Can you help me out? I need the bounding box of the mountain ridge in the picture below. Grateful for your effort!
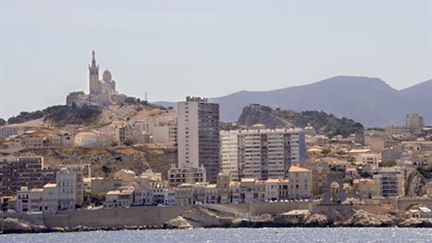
[154,76,431,127]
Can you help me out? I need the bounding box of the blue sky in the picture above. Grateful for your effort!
[0,0,431,119]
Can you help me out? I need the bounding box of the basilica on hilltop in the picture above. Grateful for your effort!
[66,51,127,107]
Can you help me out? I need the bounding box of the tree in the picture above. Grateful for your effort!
[102,165,112,176]
[381,160,397,167]
[360,171,373,178]
[336,150,346,156]
[321,148,331,156]
[123,139,133,146]
[83,191,105,207]
[343,176,354,185]
[418,166,432,179]
[0,118,6,126]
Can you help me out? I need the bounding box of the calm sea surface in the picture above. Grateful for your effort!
[1,228,431,243]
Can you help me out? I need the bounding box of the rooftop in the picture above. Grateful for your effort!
[289,166,310,173]
[43,183,57,189]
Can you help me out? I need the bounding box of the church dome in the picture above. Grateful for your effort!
[103,69,112,81]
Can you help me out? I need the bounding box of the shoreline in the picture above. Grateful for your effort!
[3,200,432,235]
[2,217,432,235]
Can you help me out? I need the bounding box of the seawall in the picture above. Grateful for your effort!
[43,206,192,228]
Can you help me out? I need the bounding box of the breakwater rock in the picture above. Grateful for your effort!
[342,210,395,227]
[398,218,432,227]
[304,214,329,227]
[165,216,193,229]
[0,217,47,234]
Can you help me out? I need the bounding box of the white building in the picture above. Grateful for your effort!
[105,186,134,208]
[171,97,220,184]
[16,187,43,213]
[405,113,424,129]
[163,189,176,205]
[133,188,154,206]
[42,183,58,214]
[74,131,111,147]
[356,153,381,173]
[220,127,306,180]
[56,168,77,211]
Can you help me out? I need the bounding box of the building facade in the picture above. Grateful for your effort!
[56,168,77,211]
[0,156,44,196]
[172,97,220,184]
[373,167,405,198]
[220,128,306,181]
[405,113,424,129]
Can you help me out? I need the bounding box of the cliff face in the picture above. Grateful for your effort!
[238,104,364,137]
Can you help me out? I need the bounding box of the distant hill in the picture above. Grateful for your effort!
[155,76,431,127]
[399,79,432,123]
[238,104,364,137]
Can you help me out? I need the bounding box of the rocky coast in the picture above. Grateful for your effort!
[1,205,432,234]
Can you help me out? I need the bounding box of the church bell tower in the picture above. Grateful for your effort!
[89,50,99,96]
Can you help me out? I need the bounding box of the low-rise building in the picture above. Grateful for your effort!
[168,165,206,186]
[229,182,241,203]
[42,183,58,214]
[74,130,112,147]
[287,166,312,200]
[353,178,379,200]
[0,126,25,138]
[16,187,43,213]
[302,160,329,198]
[175,184,195,206]
[373,167,405,198]
[89,177,115,194]
[356,153,381,173]
[105,186,134,208]
[56,168,77,211]
[163,189,176,206]
[216,172,231,204]
[133,188,154,206]
[204,184,218,204]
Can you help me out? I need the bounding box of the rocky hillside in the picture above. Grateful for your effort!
[15,146,176,179]
[5,103,176,128]
[238,104,364,137]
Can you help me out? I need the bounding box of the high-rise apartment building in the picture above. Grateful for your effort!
[405,113,424,129]
[169,97,220,184]
[220,127,306,181]
[0,156,44,196]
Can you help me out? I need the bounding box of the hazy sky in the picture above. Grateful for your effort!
[1,0,431,119]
